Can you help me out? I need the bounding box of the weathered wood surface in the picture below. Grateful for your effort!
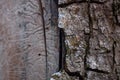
[1,0,120,80]
[0,0,59,80]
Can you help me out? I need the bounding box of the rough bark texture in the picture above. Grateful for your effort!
[51,0,120,80]
[0,0,120,80]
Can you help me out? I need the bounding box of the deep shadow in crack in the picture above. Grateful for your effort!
[59,28,65,71]
[86,68,109,74]
[59,28,84,80]
[58,0,107,8]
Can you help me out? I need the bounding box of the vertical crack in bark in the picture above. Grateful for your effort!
[84,33,90,78]
[112,0,119,77]
[112,0,120,25]
[113,41,116,66]
[39,0,48,79]
[88,1,93,35]
[115,69,119,80]
[113,41,119,80]
[59,28,65,71]
[112,0,118,25]
[84,0,93,78]
[115,68,119,80]
[59,28,84,80]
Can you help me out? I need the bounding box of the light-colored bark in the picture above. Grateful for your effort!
[0,0,59,80]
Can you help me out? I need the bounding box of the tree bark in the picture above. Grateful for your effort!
[51,0,120,80]
[0,0,120,80]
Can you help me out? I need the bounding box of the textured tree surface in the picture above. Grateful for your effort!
[0,0,120,80]
[51,0,120,80]
[0,0,59,80]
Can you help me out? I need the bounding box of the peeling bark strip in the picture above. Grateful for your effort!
[47,0,60,79]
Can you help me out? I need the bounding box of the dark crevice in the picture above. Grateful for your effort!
[84,0,92,78]
[39,0,48,79]
[58,0,87,8]
[112,41,119,80]
[86,68,109,74]
[58,28,84,80]
[59,28,66,71]
[112,0,118,25]
[65,70,84,80]
[112,0,120,25]
[88,1,93,36]
[58,0,106,8]
[51,0,58,26]
[113,41,116,66]
[115,68,119,80]
[53,0,58,5]
[84,33,90,78]
[64,62,84,80]
[90,0,107,3]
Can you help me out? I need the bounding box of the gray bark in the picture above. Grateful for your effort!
[51,0,120,80]
[0,0,59,80]
[0,0,120,80]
